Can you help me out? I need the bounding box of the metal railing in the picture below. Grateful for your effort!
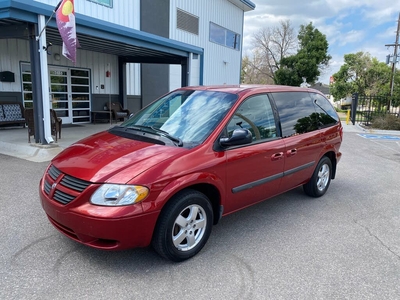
[350,94,400,126]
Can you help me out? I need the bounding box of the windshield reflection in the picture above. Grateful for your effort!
[121,90,238,147]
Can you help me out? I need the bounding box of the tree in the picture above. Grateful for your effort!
[241,20,296,84]
[241,51,274,84]
[274,23,331,86]
[330,52,393,100]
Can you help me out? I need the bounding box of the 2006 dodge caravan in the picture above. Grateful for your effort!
[40,85,342,261]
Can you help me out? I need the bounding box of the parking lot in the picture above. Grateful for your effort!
[1,127,400,299]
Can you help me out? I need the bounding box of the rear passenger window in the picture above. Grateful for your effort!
[226,94,276,141]
[271,92,318,137]
[311,93,339,126]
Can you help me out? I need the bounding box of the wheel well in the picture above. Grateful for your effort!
[323,151,337,179]
[187,184,221,225]
[154,183,222,240]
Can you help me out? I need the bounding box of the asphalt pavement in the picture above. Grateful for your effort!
[1,122,400,299]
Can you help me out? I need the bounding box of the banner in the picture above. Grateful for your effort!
[56,0,79,63]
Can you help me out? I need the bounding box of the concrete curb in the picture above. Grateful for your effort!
[341,121,400,136]
[0,141,63,162]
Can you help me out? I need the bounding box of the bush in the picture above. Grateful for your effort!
[371,114,400,130]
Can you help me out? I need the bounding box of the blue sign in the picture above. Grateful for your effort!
[358,134,400,140]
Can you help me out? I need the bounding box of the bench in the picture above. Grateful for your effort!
[0,102,25,127]
[107,102,130,122]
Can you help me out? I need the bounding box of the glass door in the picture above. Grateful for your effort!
[49,67,91,124]
[49,68,71,124]
[21,64,91,124]
[70,69,91,123]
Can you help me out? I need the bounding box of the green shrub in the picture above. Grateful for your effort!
[371,114,400,130]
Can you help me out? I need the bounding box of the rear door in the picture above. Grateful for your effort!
[223,94,286,214]
[270,92,323,192]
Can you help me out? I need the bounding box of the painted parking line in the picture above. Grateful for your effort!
[358,134,400,140]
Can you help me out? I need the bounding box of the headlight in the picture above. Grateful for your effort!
[90,184,149,206]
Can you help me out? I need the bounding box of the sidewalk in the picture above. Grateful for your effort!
[0,122,114,162]
[341,121,400,136]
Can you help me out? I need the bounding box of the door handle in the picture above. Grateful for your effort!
[286,148,297,157]
[271,152,284,161]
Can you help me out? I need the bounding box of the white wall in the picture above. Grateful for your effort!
[33,0,142,95]
[170,0,244,86]
[0,39,30,92]
[34,0,141,29]
[0,39,119,95]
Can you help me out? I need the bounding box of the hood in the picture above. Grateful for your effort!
[52,131,187,183]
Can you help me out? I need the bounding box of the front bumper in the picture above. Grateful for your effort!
[39,183,159,250]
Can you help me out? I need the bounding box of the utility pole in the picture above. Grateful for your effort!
[385,12,400,110]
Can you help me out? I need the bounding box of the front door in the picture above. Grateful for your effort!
[49,67,91,124]
[223,94,285,214]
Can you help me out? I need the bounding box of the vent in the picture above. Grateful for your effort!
[177,9,199,35]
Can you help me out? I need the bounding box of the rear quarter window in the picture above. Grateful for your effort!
[310,93,339,126]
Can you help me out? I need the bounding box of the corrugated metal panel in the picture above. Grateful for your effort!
[170,0,243,85]
[126,63,141,95]
[0,39,119,94]
[0,39,30,92]
[34,0,141,29]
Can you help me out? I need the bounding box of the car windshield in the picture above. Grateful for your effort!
[117,89,238,148]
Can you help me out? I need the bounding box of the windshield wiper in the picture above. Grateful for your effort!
[150,126,184,147]
[126,125,183,147]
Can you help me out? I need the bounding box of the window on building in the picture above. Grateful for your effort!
[87,0,113,8]
[177,9,199,35]
[21,63,33,108]
[209,22,240,50]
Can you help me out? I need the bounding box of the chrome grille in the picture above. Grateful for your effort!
[44,180,52,195]
[60,175,90,192]
[54,190,76,205]
[45,164,92,205]
[48,165,61,180]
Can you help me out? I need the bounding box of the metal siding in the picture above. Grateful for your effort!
[1,39,119,94]
[33,0,141,29]
[0,39,30,92]
[170,0,243,85]
[126,63,140,95]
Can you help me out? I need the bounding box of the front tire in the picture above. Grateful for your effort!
[152,189,213,262]
[303,156,332,197]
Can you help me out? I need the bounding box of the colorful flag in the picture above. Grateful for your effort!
[56,0,79,63]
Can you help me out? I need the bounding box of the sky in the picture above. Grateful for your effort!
[242,0,400,84]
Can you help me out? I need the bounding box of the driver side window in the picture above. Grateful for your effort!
[226,94,276,142]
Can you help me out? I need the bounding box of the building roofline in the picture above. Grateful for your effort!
[227,0,256,12]
[0,0,203,55]
[240,0,256,10]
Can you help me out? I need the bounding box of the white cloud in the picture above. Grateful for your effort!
[243,0,400,84]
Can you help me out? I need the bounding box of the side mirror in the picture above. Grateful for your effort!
[220,128,252,147]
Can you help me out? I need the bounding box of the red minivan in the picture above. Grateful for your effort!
[39,85,342,261]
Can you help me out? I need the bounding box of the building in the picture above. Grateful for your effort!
[0,0,254,143]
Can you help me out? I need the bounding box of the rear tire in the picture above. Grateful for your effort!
[303,156,332,197]
[152,189,213,262]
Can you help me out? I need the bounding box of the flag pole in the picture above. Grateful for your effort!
[36,0,63,41]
